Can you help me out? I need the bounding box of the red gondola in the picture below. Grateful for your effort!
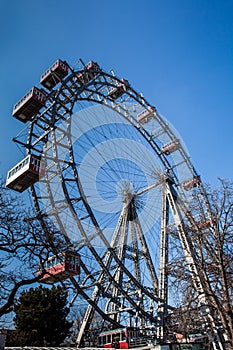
[76,61,100,84]
[6,154,45,193]
[182,176,201,191]
[97,327,145,349]
[197,220,211,229]
[40,59,69,90]
[108,79,129,100]
[137,106,155,124]
[12,87,46,123]
[38,251,80,284]
[161,140,180,155]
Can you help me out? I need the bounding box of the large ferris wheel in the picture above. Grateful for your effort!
[6,59,224,350]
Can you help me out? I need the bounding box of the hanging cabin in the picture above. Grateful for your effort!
[38,251,80,284]
[182,176,201,191]
[97,327,144,349]
[40,59,69,90]
[137,106,155,124]
[161,139,180,155]
[6,154,45,192]
[76,61,100,84]
[108,79,129,100]
[197,219,211,229]
[12,86,47,123]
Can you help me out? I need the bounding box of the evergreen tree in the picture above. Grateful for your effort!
[10,285,71,346]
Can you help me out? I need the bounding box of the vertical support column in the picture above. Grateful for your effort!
[110,206,129,322]
[157,183,169,341]
[76,205,129,346]
[165,181,224,350]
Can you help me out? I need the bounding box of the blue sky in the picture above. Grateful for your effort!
[0,0,232,186]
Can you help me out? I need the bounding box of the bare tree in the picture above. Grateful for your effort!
[0,178,65,323]
[68,307,111,346]
[168,179,233,348]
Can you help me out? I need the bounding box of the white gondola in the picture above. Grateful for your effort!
[6,154,45,192]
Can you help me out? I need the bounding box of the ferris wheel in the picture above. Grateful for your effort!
[7,59,224,350]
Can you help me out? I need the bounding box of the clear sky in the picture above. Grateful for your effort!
[0,0,232,186]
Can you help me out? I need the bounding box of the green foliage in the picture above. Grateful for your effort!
[9,285,71,346]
